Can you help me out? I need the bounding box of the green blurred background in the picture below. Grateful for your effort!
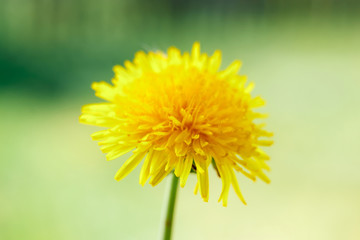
[1,0,360,239]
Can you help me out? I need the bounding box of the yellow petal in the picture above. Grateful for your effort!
[150,150,167,175]
[255,170,271,184]
[168,47,182,65]
[244,82,254,93]
[91,130,110,141]
[175,130,190,143]
[208,50,222,73]
[174,157,185,177]
[165,154,177,172]
[194,182,199,195]
[217,163,231,207]
[92,81,116,101]
[139,149,154,186]
[114,149,147,181]
[250,96,265,108]
[219,60,241,79]
[149,162,172,186]
[193,139,205,155]
[180,154,193,187]
[229,167,247,205]
[257,140,274,146]
[112,65,131,84]
[191,42,200,61]
[174,142,188,157]
[106,146,135,161]
[195,160,209,202]
[79,114,118,127]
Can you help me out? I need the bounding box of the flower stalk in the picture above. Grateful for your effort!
[160,173,179,240]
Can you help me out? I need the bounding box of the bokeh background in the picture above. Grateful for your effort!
[1,0,360,239]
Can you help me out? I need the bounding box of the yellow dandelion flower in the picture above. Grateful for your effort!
[80,42,273,206]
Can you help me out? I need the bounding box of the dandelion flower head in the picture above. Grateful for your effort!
[80,42,273,206]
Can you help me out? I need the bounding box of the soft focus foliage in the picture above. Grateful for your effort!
[1,1,360,239]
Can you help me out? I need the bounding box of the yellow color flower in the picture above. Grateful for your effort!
[80,42,273,206]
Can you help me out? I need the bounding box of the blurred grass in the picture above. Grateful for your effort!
[1,1,360,239]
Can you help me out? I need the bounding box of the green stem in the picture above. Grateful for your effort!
[160,173,179,240]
